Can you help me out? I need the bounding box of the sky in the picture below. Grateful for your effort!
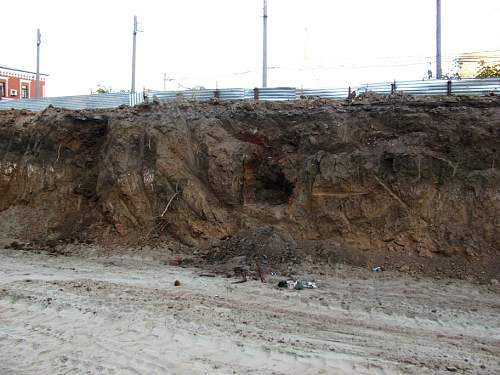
[2,0,499,96]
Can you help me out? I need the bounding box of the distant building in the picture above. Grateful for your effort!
[0,65,48,100]
[456,51,500,78]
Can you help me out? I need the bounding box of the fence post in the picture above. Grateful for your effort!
[254,87,259,100]
[348,86,351,99]
[214,89,220,99]
[447,80,452,96]
[391,81,397,94]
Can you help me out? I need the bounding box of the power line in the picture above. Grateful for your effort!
[160,48,499,88]
[306,49,500,64]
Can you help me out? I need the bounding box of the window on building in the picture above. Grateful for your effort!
[21,85,29,99]
[0,82,5,97]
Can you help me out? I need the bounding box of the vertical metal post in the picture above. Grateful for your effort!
[262,0,268,88]
[35,29,41,98]
[436,0,442,79]
[131,16,138,93]
[447,80,452,96]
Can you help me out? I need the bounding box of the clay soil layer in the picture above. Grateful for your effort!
[0,95,499,281]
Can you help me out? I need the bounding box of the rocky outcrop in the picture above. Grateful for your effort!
[0,95,499,278]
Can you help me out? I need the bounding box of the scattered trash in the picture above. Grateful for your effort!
[297,280,318,290]
[372,266,383,272]
[277,280,288,288]
[270,271,280,276]
[294,281,305,290]
[174,280,181,286]
[277,279,318,290]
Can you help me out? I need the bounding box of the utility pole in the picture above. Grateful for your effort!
[262,0,268,88]
[131,16,139,93]
[35,29,41,97]
[163,73,167,91]
[436,0,442,79]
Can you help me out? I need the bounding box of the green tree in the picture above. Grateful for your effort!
[95,85,109,94]
[475,60,500,78]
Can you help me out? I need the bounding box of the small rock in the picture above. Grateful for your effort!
[490,279,499,287]
[174,280,181,287]
[399,265,410,272]
[465,248,476,258]
[9,241,25,250]
[446,366,457,372]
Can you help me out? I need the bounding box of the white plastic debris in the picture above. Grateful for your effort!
[278,279,319,290]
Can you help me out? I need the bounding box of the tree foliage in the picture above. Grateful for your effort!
[475,60,500,78]
[96,85,109,94]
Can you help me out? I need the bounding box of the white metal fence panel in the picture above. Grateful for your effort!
[299,88,350,99]
[356,78,500,96]
[129,92,144,106]
[451,78,500,96]
[218,88,246,100]
[257,87,297,101]
[0,92,140,111]
[0,78,498,112]
[148,90,178,100]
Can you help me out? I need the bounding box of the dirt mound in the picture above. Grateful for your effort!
[0,96,499,281]
[198,226,299,277]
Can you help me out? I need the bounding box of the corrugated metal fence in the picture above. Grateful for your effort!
[0,78,499,112]
[0,92,144,111]
[357,78,500,97]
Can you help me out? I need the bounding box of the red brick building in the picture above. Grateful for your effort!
[0,65,47,100]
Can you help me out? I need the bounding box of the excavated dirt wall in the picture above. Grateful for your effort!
[0,95,499,280]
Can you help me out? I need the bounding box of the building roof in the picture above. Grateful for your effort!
[0,64,49,77]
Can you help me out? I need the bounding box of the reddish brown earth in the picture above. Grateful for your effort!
[0,95,499,281]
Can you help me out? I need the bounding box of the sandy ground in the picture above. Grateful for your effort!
[0,248,499,375]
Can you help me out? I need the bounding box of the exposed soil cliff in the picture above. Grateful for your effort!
[1,95,499,280]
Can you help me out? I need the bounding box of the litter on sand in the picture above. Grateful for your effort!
[278,280,319,290]
[372,266,383,272]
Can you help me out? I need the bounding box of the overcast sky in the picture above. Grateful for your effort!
[2,0,499,96]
